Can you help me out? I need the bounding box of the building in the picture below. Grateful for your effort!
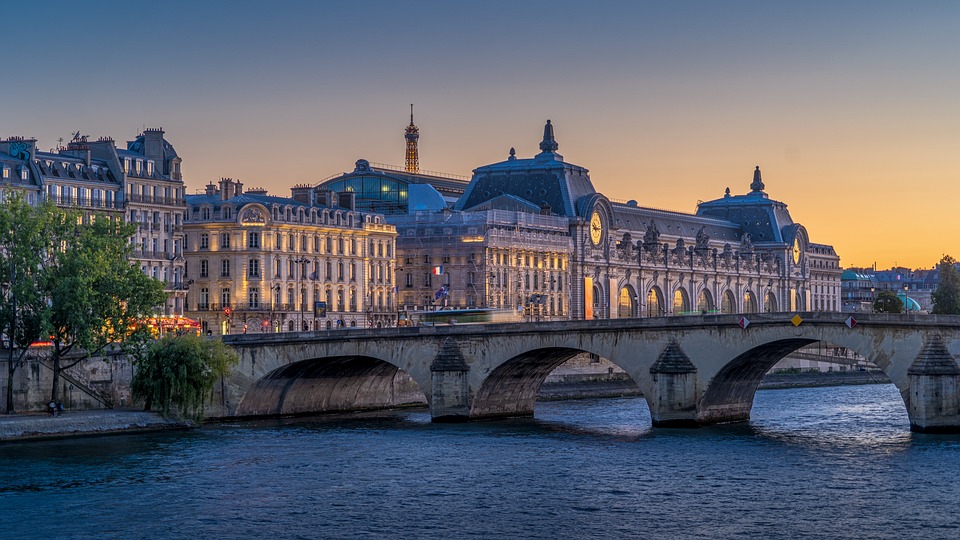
[0,130,187,316]
[314,119,843,320]
[183,178,397,335]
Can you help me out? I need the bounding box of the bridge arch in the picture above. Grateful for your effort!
[469,346,652,420]
[695,329,924,427]
[235,354,428,417]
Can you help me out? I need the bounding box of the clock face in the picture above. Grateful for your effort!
[793,237,802,264]
[590,211,603,246]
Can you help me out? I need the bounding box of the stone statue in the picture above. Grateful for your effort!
[643,222,660,251]
[695,227,710,252]
[620,232,633,259]
[739,232,754,255]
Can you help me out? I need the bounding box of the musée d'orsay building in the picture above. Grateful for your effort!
[313,117,842,324]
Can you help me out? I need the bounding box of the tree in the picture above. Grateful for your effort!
[932,255,960,315]
[131,334,238,420]
[873,290,903,313]
[43,212,168,403]
[0,195,58,413]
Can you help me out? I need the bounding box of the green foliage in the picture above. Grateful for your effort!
[873,290,903,313]
[131,334,239,420]
[932,255,960,315]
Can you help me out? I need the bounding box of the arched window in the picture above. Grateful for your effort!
[697,290,714,313]
[764,292,777,313]
[721,290,736,314]
[673,288,690,315]
[618,286,635,318]
[744,291,758,314]
[646,287,663,317]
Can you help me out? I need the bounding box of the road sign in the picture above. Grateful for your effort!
[845,316,857,329]
[738,316,750,329]
[791,314,803,326]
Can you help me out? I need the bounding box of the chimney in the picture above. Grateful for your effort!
[290,184,312,204]
[315,189,337,208]
[205,181,218,196]
[142,128,165,161]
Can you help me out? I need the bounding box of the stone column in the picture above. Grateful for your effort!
[907,335,960,433]
[430,337,470,422]
[649,341,699,427]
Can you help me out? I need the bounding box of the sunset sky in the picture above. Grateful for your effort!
[6,1,959,269]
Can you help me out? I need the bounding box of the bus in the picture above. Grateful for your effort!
[409,308,520,326]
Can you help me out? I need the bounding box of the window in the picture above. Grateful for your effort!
[199,288,209,309]
[248,259,260,278]
[200,260,209,278]
[248,287,260,309]
[248,231,260,248]
[1,166,8,179]
[221,288,231,307]
[337,262,344,281]
[221,259,230,277]
[147,161,154,175]
[220,233,230,249]
[338,238,344,254]
[200,234,209,249]
[405,273,413,288]
[423,273,432,287]
[276,233,283,250]
[274,259,281,278]
[349,263,356,281]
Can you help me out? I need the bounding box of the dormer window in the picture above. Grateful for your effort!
[124,159,130,173]
[1,166,9,179]
[19,167,28,180]
[135,160,142,174]
[146,161,154,175]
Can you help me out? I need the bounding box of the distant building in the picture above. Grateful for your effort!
[330,120,842,319]
[183,178,396,335]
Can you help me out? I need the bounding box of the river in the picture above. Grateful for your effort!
[1,384,958,539]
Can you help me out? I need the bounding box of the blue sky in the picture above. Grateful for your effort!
[6,1,960,268]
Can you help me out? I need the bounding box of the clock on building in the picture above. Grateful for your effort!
[590,210,604,246]
[793,236,802,264]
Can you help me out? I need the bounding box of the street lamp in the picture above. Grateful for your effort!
[903,284,910,313]
[292,257,309,331]
[271,283,281,332]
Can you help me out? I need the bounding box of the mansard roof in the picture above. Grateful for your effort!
[612,203,742,244]
[455,120,596,218]
[696,167,798,245]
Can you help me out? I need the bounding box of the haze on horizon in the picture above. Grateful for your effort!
[5,0,958,270]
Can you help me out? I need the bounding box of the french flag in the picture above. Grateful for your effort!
[432,265,443,275]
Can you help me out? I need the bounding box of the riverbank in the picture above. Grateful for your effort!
[0,410,194,443]
[760,370,891,389]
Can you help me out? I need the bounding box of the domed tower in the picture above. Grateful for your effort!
[404,104,419,173]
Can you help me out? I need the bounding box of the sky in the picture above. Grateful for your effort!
[5,1,959,269]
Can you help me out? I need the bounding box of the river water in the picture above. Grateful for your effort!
[1,384,958,539]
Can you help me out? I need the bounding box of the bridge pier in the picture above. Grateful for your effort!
[649,342,699,427]
[907,336,960,433]
[430,338,471,422]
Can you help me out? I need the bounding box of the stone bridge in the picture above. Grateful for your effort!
[219,312,960,433]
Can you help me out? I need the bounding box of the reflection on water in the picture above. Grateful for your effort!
[1,384,959,540]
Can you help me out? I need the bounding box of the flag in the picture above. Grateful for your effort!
[432,265,443,275]
[436,285,448,300]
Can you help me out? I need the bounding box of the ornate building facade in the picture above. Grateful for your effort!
[0,130,187,316]
[313,120,842,320]
[183,178,397,335]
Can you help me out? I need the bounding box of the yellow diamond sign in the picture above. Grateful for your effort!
[791,314,803,327]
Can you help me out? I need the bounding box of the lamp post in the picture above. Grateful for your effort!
[271,283,281,332]
[903,284,910,313]
[292,257,308,331]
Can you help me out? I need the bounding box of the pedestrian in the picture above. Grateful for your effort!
[56,401,64,416]
[47,400,57,417]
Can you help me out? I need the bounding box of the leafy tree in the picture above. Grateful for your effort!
[0,195,58,413]
[932,255,960,315]
[43,213,168,403]
[131,334,238,420]
[873,290,903,313]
